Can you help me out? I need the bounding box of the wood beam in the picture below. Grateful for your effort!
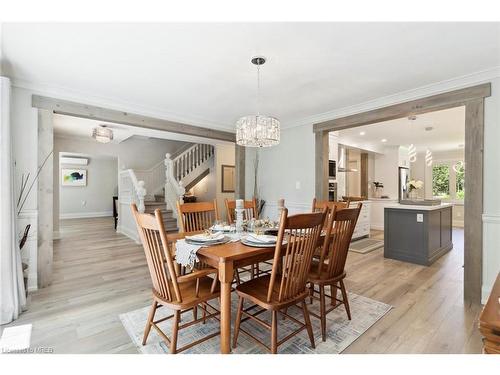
[313,83,491,132]
[315,131,329,200]
[32,95,236,142]
[360,152,368,198]
[37,109,53,288]
[235,145,245,199]
[464,99,484,304]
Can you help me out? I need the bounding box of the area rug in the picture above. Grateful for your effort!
[349,238,384,254]
[119,293,392,354]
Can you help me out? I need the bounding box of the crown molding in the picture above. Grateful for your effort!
[283,66,500,130]
[11,77,235,133]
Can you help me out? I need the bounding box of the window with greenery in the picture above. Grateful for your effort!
[455,163,465,200]
[432,164,450,199]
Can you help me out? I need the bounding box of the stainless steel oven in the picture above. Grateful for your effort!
[328,181,337,201]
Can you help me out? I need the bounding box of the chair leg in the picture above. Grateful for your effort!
[142,300,157,345]
[330,283,338,306]
[319,285,326,342]
[340,280,352,320]
[202,302,207,324]
[271,310,278,354]
[170,310,180,354]
[301,300,315,349]
[309,282,315,304]
[193,305,198,321]
[234,269,241,285]
[232,297,244,349]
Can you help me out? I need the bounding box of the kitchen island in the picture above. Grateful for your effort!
[384,203,453,266]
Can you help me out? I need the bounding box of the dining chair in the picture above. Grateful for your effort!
[131,203,220,353]
[311,197,349,213]
[224,198,258,224]
[232,208,327,353]
[176,199,220,233]
[307,203,362,341]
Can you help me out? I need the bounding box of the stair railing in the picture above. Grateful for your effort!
[164,153,186,219]
[173,143,215,181]
[119,169,147,213]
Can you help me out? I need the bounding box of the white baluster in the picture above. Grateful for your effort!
[137,180,146,213]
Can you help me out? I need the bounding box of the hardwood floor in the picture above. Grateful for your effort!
[3,218,482,353]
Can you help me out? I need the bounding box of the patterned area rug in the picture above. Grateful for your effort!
[119,292,392,354]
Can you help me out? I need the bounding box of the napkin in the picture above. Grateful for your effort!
[175,239,201,270]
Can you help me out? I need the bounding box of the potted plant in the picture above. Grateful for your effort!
[408,179,424,199]
[372,181,384,198]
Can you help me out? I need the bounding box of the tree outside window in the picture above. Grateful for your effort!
[455,163,465,200]
[432,164,450,199]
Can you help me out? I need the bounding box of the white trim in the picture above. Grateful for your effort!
[59,211,113,219]
[452,220,464,228]
[17,209,38,219]
[116,225,140,244]
[482,213,500,223]
[12,78,233,133]
[285,66,500,129]
[370,224,384,231]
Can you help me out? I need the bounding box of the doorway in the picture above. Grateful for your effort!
[314,83,491,304]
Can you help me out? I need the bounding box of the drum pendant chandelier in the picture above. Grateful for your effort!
[235,56,280,147]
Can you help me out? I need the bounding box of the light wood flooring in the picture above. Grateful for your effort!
[2,218,482,354]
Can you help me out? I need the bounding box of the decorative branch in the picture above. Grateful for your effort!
[17,149,53,215]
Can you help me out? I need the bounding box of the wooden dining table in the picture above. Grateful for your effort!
[168,231,327,354]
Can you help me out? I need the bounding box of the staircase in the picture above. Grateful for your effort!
[117,143,215,242]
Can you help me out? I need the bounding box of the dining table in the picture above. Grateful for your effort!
[168,230,328,354]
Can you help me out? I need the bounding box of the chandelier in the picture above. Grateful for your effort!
[92,125,113,143]
[236,56,280,147]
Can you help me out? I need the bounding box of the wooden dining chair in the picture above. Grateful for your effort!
[131,203,221,354]
[176,200,219,233]
[311,197,349,213]
[224,198,258,224]
[307,203,362,341]
[232,208,327,353]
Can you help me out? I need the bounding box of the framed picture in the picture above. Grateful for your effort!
[221,165,235,193]
[61,168,87,187]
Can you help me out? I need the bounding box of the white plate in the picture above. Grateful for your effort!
[241,238,278,248]
[185,233,225,242]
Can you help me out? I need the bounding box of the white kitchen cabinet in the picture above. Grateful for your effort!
[350,200,371,240]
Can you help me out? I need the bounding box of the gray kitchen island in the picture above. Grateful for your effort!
[384,203,453,266]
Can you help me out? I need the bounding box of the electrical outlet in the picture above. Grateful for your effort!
[416,213,423,222]
[82,200,87,207]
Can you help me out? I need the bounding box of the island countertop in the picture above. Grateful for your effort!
[385,202,453,211]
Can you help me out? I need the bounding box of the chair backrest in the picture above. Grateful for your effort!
[316,203,362,280]
[311,198,349,213]
[131,203,182,303]
[176,200,219,233]
[267,208,327,303]
[342,196,365,202]
[224,198,258,224]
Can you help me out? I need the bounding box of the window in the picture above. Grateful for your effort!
[455,163,465,200]
[431,161,464,201]
[432,164,450,199]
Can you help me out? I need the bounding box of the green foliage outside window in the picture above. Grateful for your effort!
[432,164,450,199]
[456,163,465,200]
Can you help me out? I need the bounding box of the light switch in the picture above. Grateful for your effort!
[82,200,87,207]
[416,213,423,222]
[295,181,301,190]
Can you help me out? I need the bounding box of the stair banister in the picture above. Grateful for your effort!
[164,153,186,220]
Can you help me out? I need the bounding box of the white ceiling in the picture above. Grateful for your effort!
[338,106,465,153]
[3,23,499,130]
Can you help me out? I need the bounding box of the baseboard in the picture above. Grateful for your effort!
[117,225,140,244]
[452,220,464,228]
[370,224,384,231]
[60,211,113,219]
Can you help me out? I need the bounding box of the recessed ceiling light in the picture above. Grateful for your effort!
[381,139,387,143]
[359,131,366,136]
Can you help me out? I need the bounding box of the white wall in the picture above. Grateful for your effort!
[59,156,118,219]
[246,124,315,220]
[215,144,235,221]
[189,157,216,202]
[373,146,400,200]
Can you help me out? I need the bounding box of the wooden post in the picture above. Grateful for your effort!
[315,131,329,200]
[37,109,53,288]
